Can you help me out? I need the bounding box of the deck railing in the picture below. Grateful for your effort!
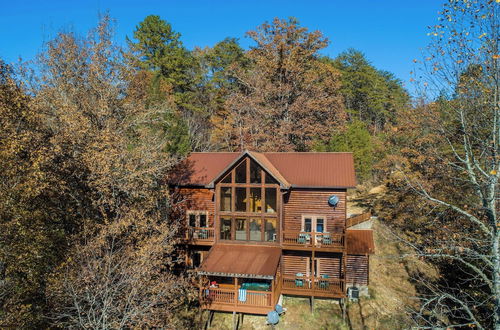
[186,227,215,242]
[282,231,344,249]
[282,275,345,296]
[200,287,273,308]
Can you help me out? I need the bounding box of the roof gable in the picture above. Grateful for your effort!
[207,150,290,189]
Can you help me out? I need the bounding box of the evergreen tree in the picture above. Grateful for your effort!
[317,120,373,180]
[331,49,409,132]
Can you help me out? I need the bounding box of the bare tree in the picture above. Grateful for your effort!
[393,1,500,328]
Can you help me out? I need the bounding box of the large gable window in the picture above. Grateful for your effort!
[217,156,280,242]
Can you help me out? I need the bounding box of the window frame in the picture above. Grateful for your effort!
[216,157,280,242]
[186,210,209,228]
[301,215,327,233]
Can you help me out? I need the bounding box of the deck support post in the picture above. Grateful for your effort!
[310,296,314,313]
[204,310,214,329]
[232,311,237,330]
[235,313,243,329]
[341,298,346,320]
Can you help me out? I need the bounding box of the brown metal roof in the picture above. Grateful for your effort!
[169,152,239,186]
[346,229,375,255]
[199,244,281,279]
[171,151,356,188]
[264,152,356,188]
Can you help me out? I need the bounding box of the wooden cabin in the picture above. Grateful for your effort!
[170,151,374,316]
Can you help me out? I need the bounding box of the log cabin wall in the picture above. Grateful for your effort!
[315,252,343,279]
[282,251,311,276]
[346,255,369,286]
[283,189,347,232]
[282,251,344,279]
[178,187,215,227]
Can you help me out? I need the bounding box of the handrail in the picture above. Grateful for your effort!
[281,231,344,248]
[186,227,215,241]
[201,286,273,308]
[282,275,345,295]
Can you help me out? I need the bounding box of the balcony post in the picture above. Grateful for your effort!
[235,277,238,307]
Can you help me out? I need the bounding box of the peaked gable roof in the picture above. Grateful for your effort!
[170,151,356,189]
[206,150,290,189]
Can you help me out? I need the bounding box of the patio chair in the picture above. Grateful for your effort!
[198,229,208,239]
[322,234,332,245]
[295,273,304,287]
[298,233,306,244]
[318,274,329,289]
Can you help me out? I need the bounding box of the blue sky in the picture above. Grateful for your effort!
[1,0,444,90]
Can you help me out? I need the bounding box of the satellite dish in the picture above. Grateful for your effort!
[328,195,339,207]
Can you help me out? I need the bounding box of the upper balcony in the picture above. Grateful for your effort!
[281,231,345,252]
[184,227,215,245]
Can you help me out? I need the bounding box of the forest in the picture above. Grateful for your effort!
[0,0,499,328]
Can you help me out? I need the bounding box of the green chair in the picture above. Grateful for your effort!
[295,273,304,287]
[199,229,208,239]
[319,274,329,289]
[298,233,307,244]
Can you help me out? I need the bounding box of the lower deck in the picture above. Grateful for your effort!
[196,247,369,315]
[200,272,346,315]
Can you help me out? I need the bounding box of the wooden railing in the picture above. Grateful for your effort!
[346,212,371,228]
[201,287,235,304]
[282,275,345,296]
[200,287,273,308]
[186,227,215,242]
[282,231,344,249]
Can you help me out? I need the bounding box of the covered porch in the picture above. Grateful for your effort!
[198,244,282,315]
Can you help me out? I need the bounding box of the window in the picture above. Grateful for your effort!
[249,218,262,241]
[235,161,246,183]
[200,214,207,227]
[187,211,209,227]
[265,172,278,184]
[221,171,232,183]
[301,215,327,233]
[220,187,232,211]
[235,218,246,240]
[189,213,197,227]
[235,187,246,212]
[250,159,262,183]
[304,217,312,232]
[264,218,277,241]
[249,188,262,212]
[220,217,232,240]
[217,157,280,243]
[265,188,276,213]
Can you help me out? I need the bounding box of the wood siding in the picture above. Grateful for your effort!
[282,251,310,276]
[316,253,343,279]
[178,188,215,227]
[283,189,346,232]
[282,251,343,279]
[346,255,369,286]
